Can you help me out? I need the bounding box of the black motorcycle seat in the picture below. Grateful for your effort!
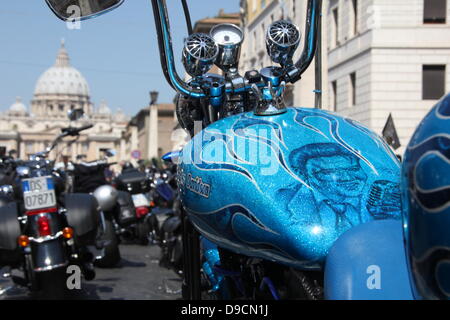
[117,170,146,185]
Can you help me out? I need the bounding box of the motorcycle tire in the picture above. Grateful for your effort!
[136,221,150,246]
[95,218,121,268]
[36,268,67,300]
[171,234,183,273]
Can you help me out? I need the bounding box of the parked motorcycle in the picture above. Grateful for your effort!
[150,162,183,275]
[0,109,101,298]
[113,163,158,245]
[71,150,123,268]
[45,0,411,300]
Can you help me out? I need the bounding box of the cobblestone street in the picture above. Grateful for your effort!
[0,244,182,300]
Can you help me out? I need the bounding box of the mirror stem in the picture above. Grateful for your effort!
[286,0,322,83]
[296,0,322,74]
[181,0,193,35]
[151,0,205,98]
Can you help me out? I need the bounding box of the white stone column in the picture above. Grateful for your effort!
[19,141,25,159]
[148,105,159,160]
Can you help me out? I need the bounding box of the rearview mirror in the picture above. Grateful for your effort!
[68,108,85,121]
[45,0,124,21]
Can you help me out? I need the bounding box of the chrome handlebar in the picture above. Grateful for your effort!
[30,124,94,160]
[287,0,322,83]
[151,0,205,98]
[151,0,322,98]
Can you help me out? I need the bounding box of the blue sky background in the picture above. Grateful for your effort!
[0,0,239,115]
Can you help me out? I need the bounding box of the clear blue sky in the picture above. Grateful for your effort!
[0,0,239,116]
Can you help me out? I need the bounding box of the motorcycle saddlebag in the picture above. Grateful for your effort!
[115,191,137,227]
[0,201,22,267]
[65,193,100,246]
[116,170,148,194]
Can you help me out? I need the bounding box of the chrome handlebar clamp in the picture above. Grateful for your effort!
[253,67,287,116]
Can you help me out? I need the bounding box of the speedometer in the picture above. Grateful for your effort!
[210,24,244,46]
[210,24,244,72]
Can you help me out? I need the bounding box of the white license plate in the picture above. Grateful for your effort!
[132,193,150,208]
[22,177,56,211]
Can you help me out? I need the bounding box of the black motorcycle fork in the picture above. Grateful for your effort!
[181,207,201,300]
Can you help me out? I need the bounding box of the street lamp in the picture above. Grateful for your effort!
[150,91,159,106]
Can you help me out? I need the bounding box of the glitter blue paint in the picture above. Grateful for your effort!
[179,107,401,270]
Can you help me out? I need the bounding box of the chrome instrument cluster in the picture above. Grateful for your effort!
[180,19,304,117]
[210,23,244,73]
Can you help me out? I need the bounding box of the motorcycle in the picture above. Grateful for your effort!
[0,109,101,298]
[70,150,124,268]
[113,163,159,245]
[45,0,409,300]
[151,162,183,275]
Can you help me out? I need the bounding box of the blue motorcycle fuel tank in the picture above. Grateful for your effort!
[179,107,402,270]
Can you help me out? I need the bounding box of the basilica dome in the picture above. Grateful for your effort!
[97,100,111,115]
[34,40,90,97]
[8,97,27,115]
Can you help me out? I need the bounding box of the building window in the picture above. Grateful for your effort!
[262,23,265,40]
[331,81,338,111]
[332,7,339,47]
[82,142,89,153]
[350,0,358,36]
[350,73,356,106]
[423,65,446,100]
[424,0,447,24]
[26,142,33,153]
[293,0,296,19]
[261,0,266,9]
[284,85,295,106]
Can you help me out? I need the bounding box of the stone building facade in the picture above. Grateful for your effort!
[240,0,450,154]
[327,0,450,154]
[126,102,177,161]
[239,0,329,109]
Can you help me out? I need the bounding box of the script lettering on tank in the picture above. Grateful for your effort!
[185,173,211,198]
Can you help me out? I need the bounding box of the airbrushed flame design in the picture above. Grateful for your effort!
[402,94,450,300]
[230,114,310,188]
[188,130,258,186]
[188,110,387,190]
[436,95,450,119]
[181,107,401,269]
[293,109,380,174]
[408,134,450,213]
[344,118,400,167]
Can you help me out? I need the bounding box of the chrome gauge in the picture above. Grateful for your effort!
[211,24,244,46]
[210,24,244,73]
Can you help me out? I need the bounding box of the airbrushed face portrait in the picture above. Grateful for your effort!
[290,143,368,201]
